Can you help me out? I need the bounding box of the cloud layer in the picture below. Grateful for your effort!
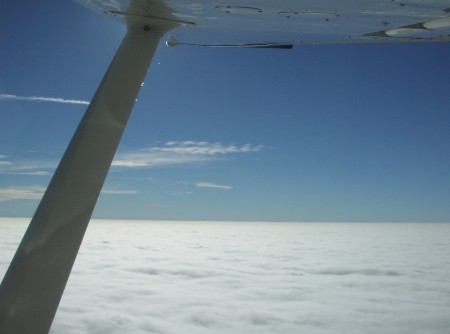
[0,93,89,105]
[112,141,263,168]
[2,220,449,334]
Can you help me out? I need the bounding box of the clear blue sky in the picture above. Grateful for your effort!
[1,1,449,222]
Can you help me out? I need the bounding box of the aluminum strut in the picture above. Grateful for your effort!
[0,24,164,334]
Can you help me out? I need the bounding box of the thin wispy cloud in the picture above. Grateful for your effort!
[0,186,45,201]
[168,191,195,196]
[0,186,137,201]
[0,171,52,176]
[0,93,89,105]
[196,182,232,190]
[0,157,57,175]
[101,189,137,195]
[0,159,13,167]
[0,186,137,202]
[112,141,264,168]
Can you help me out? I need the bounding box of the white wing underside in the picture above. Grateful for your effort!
[76,0,450,45]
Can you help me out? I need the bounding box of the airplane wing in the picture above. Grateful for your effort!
[1,1,448,333]
[76,0,450,45]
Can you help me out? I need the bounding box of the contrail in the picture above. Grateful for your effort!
[0,93,90,105]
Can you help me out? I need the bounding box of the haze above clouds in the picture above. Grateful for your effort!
[2,219,449,334]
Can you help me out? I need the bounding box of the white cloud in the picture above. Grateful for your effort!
[0,186,45,201]
[0,155,13,166]
[0,171,52,176]
[0,93,89,105]
[196,182,232,190]
[0,158,57,175]
[112,141,264,168]
[168,191,194,196]
[101,189,137,195]
[1,220,450,334]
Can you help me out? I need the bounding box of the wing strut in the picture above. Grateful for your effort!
[0,23,165,334]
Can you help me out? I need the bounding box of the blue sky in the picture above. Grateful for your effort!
[1,1,449,222]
